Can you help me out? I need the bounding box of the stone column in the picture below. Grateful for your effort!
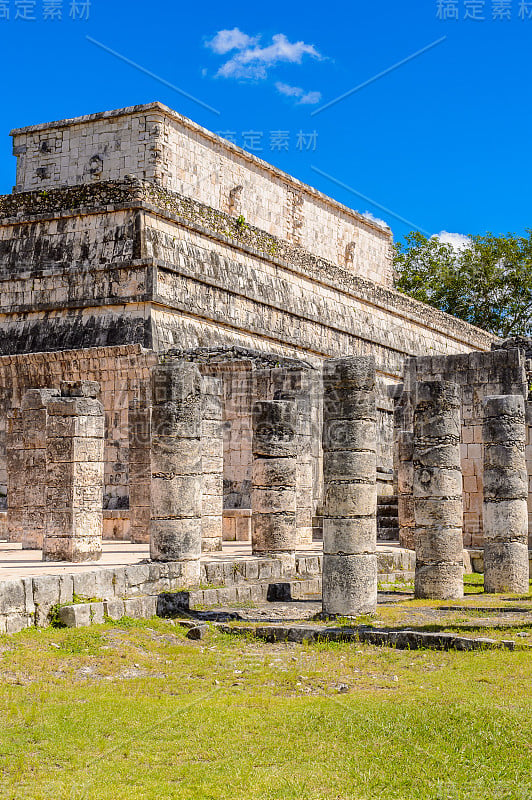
[292,377,317,548]
[413,381,464,599]
[128,398,151,545]
[254,366,321,548]
[44,382,104,562]
[251,400,297,563]
[149,362,203,579]
[6,407,28,546]
[397,431,415,550]
[7,389,59,549]
[483,395,530,593]
[201,376,224,552]
[322,356,378,617]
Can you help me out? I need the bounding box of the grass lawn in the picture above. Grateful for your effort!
[0,603,531,800]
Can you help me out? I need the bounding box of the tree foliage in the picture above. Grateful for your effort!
[394,230,532,337]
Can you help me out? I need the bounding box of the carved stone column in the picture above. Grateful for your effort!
[483,394,529,594]
[413,381,464,599]
[322,357,378,616]
[149,362,203,580]
[251,400,298,563]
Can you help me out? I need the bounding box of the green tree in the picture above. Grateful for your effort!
[394,230,532,337]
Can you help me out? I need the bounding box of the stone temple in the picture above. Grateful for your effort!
[0,102,530,629]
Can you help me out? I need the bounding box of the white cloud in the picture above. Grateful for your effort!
[276,81,303,97]
[209,31,322,80]
[298,90,322,105]
[275,82,321,105]
[362,211,390,230]
[434,230,470,250]
[206,28,259,55]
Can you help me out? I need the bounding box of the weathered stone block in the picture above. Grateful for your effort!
[415,563,465,600]
[150,518,202,561]
[484,542,530,594]
[322,554,377,616]
[323,450,376,481]
[412,466,462,499]
[150,475,202,518]
[104,598,126,620]
[0,580,25,615]
[324,482,377,517]
[251,487,297,514]
[252,400,297,458]
[251,512,297,553]
[252,457,297,487]
[58,604,91,628]
[150,437,202,473]
[323,517,377,555]
[322,418,377,452]
[483,499,528,544]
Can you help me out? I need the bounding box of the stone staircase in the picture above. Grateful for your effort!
[313,497,400,544]
[312,513,323,542]
[377,495,399,542]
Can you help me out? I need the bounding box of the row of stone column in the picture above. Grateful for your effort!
[6,360,527,606]
[411,381,529,599]
[145,364,529,609]
[249,357,380,618]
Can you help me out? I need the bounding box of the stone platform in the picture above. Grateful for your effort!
[0,540,412,581]
[0,540,415,634]
[0,539,254,580]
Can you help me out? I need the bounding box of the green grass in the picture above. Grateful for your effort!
[0,616,531,800]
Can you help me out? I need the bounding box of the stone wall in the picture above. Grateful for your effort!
[0,551,330,633]
[0,207,139,273]
[0,181,495,382]
[10,103,394,287]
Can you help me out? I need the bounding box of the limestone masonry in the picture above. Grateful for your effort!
[0,102,530,623]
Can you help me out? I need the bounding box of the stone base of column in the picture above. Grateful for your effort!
[322,554,377,616]
[484,541,529,594]
[43,527,103,563]
[414,563,464,600]
[150,518,202,563]
[251,511,297,553]
[22,532,44,551]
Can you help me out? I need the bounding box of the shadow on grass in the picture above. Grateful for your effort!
[354,620,532,636]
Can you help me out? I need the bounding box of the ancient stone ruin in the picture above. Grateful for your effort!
[0,102,530,628]
[322,357,378,616]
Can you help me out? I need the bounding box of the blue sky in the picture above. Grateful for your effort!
[1,0,531,244]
